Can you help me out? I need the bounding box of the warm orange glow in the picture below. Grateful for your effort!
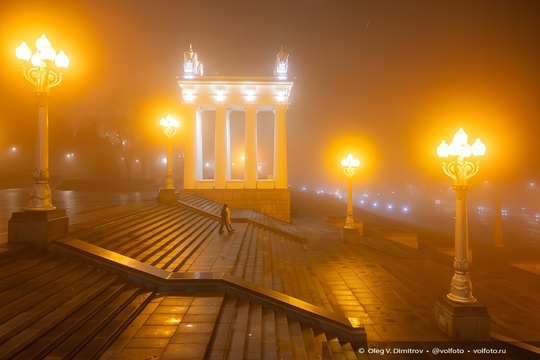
[406,95,519,182]
[1,2,105,102]
[325,132,379,185]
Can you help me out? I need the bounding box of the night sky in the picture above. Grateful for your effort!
[1,0,540,192]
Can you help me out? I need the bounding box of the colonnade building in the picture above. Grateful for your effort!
[176,46,294,221]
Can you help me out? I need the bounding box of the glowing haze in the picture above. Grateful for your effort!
[1,0,539,195]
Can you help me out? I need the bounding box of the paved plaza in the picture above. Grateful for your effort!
[0,188,539,359]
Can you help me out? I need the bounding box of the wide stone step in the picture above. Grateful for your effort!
[288,317,308,359]
[178,194,223,214]
[160,219,218,272]
[11,282,137,360]
[323,335,360,360]
[119,211,200,258]
[0,246,41,266]
[245,303,263,359]
[82,207,194,250]
[111,211,202,262]
[0,261,98,329]
[0,250,153,360]
[107,209,199,255]
[261,308,278,359]
[72,205,177,245]
[227,298,250,358]
[0,255,76,309]
[68,289,154,360]
[145,217,215,267]
[275,311,294,359]
[74,205,221,272]
[206,294,362,359]
[301,322,324,358]
[206,295,238,359]
[232,224,257,279]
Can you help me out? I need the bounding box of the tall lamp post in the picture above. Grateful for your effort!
[437,128,486,304]
[15,34,69,210]
[8,34,70,246]
[158,115,179,203]
[160,114,179,189]
[341,153,360,229]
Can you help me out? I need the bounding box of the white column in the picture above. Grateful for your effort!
[215,105,227,188]
[245,105,258,189]
[182,105,196,189]
[193,107,203,184]
[226,108,232,180]
[274,104,288,189]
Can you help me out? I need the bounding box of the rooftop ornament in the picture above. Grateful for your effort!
[183,44,204,79]
[274,46,289,80]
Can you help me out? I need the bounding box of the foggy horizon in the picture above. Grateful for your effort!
[1,0,540,207]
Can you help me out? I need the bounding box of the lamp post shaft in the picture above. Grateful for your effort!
[448,183,475,303]
[165,136,174,189]
[345,175,355,229]
[26,92,55,210]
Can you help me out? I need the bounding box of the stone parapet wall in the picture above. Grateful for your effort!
[179,188,291,222]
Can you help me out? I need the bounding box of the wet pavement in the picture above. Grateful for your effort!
[1,188,539,358]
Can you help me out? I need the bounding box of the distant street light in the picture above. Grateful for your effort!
[16,34,69,210]
[160,114,179,189]
[341,153,360,229]
[437,128,486,304]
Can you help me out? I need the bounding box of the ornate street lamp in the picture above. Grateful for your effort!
[160,114,180,189]
[15,34,69,210]
[437,128,486,304]
[341,153,360,229]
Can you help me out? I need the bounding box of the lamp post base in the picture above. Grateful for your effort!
[434,296,490,341]
[8,209,69,248]
[158,188,177,203]
[340,226,361,243]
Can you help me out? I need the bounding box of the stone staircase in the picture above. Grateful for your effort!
[0,246,154,360]
[178,194,223,215]
[72,202,333,311]
[178,194,303,238]
[0,196,367,358]
[101,289,360,359]
[204,294,358,359]
[71,205,219,273]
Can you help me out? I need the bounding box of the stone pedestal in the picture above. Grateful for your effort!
[8,209,69,248]
[434,297,490,341]
[158,189,177,203]
[340,227,361,243]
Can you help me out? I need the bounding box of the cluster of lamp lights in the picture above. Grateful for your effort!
[160,114,180,190]
[16,35,69,92]
[15,34,69,210]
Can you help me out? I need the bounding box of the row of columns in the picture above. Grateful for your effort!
[182,103,288,190]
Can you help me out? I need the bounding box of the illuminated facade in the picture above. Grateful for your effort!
[177,45,294,220]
